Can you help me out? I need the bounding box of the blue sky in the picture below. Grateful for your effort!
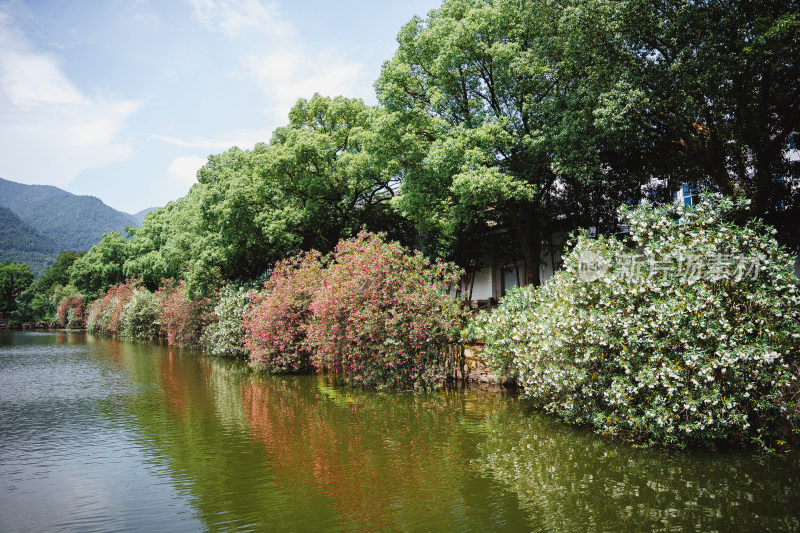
[0,0,440,214]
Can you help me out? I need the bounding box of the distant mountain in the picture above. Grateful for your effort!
[0,178,68,210]
[0,177,139,252]
[132,207,160,225]
[0,205,59,277]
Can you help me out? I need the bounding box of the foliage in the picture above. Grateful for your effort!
[123,195,205,293]
[0,205,58,277]
[189,95,414,297]
[69,232,129,299]
[120,288,160,338]
[613,0,798,218]
[377,0,800,281]
[202,284,253,358]
[307,232,465,390]
[243,252,325,372]
[546,0,800,243]
[266,95,414,251]
[84,279,141,335]
[376,0,651,284]
[15,251,84,322]
[0,261,34,318]
[470,196,800,447]
[155,279,215,349]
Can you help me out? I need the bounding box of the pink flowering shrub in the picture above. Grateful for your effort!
[243,251,324,373]
[307,232,465,390]
[57,294,84,329]
[85,279,140,335]
[155,278,215,349]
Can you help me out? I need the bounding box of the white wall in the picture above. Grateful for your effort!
[464,266,493,301]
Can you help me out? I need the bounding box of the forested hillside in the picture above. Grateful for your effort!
[0,177,139,252]
[0,206,58,277]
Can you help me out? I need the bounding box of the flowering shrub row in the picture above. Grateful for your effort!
[85,279,141,335]
[83,278,213,347]
[77,232,465,390]
[469,196,800,448]
[243,232,466,389]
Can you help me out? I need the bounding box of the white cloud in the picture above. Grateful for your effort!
[242,49,366,122]
[0,5,140,186]
[127,0,162,27]
[151,128,273,151]
[189,0,369,124]
[168,155,207,185]
[188,0,291,40]
[0,5,85,108]
[0,49,87,107]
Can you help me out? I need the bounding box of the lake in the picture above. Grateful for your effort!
[1,331,798,532]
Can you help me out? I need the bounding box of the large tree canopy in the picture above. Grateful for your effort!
[68,232,129,299]
[377,0,652,285]
[377,0,800,281]
[120,95,415,298]
[559,0,800,238]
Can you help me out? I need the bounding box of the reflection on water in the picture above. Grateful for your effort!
[1,331,799,532]
[474,405,800,532]
[240,376,524,531]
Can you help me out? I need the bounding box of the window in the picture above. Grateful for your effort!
[682,183,697,206]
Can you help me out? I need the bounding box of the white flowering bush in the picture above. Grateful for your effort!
[86,296,117,334]
[470,196,800,447]
[120,288,160,338]
[201,284,252,358]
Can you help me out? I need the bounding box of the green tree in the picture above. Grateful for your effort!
[193,144,299,293]
[0,261,34,318]
[14,250,83,321]
[68,232,129,299]
[266,94,413,250]
[377,0,650,285]
[124,195,205,292]
[189,94,415,296]
[555,0,800,243]
[377,0,800,279]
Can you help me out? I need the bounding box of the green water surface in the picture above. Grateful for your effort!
[0,331,798,532]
